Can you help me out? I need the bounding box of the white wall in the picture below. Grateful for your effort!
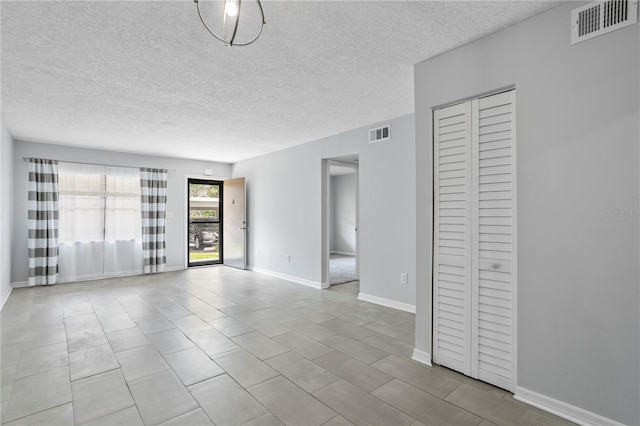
[1,122,14,308]
[232,114,416,309]
[12,140,232,284]
[414,3,639,424]
[330,173,356,255]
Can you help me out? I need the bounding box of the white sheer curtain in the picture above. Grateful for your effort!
[104,166,143,276]
[58,163,142,282]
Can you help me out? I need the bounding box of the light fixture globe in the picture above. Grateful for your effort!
[194,0,265,47]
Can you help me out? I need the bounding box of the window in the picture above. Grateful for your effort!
[58,162,143,281]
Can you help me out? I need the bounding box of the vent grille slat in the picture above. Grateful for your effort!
[603,0,627,27]
[579,5,601,36]
[572,0,637,44]
[369,124,390,143]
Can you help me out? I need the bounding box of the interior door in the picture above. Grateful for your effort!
[433,101,473,377]
[471,90,516,391]
[223,177,246,269]
[433,90,516,392]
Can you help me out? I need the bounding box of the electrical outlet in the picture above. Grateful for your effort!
[400,273,408,284]
[257,249,260,256]
[287,255,291,263]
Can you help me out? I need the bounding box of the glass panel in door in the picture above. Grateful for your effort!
[188,179,222,266]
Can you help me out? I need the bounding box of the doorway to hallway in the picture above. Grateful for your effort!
[324,155,359,286]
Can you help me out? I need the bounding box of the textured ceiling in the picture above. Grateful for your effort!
[1,1,558,163]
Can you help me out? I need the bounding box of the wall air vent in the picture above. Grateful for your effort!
[571,0,638,44]
[369,124,390,143]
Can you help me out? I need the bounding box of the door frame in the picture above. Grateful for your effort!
[184,174,227,269]
[322,158,360,288]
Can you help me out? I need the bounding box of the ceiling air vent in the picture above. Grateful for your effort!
[369,124,390,143]
[571,0,638,44]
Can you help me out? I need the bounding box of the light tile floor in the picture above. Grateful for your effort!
[0,267,574,426]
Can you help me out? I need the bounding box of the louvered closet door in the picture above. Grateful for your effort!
[471,91,516,391]
[434,90,516,392]
[433,101,473,376]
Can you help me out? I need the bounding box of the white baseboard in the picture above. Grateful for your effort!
[357,292,416,313]
[1,285,13,310]
[11,281,28,288]
[142,265,185,274]
[514,386,625,426]
[249,266,324,290]
[411,348,432,366]
[330,251,356,256]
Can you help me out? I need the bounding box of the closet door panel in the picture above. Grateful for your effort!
[472,91,516,391]
[433,102,473,375]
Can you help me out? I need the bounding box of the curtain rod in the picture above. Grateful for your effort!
[23,157,176,172]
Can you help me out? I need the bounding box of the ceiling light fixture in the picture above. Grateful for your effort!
[194,0,266,47]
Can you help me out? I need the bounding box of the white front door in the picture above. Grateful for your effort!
[223,177,247,270]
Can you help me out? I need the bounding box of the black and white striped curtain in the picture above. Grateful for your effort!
[28,159,60,285]
[140,168,167,273]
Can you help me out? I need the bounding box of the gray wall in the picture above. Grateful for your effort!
[330,173,356,255]
[414,3,639,424]
[12,140,232,284]
[1,122,14,307]
[233,114,416,308]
